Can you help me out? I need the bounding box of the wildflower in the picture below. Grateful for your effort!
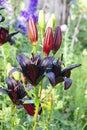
[52,26,62,54]
[0,27,19,46]
[16,54,54,86]
[28,17,38,45]
[43,27,53,56]
[0,77,42,116]
[46,57,81,89]
[0,0,5,6]
[21,0,38,23]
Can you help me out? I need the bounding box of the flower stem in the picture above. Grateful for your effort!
[33,44,37,54]
[38,82,42,98]
[33,102,39,130]
[33,87,39,130]
[48,87,54,121]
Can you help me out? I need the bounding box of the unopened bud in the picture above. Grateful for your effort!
[28,17,38,45]
[43,27,53,56]
[38,10,45,30]
[46,13,56,29]
[52,26,62,54]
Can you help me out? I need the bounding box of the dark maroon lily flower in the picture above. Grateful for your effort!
[0,77,42,116]
[6,77,26,105]
[16,54,54,86]
[46,58,81,89]
[0,77,26,105]
[0,27,19,46]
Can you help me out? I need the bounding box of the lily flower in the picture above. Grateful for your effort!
[0,77,42,116]
[46,57,81,89]
[16,54,54,86]
[0,27,19,46]
[0,77,26,105]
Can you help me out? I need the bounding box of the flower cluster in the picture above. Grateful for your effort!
[0,13,81,119]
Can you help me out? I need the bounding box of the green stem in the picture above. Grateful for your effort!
[38,82,42,98]
[33,87,39,130]
[33,102,39,130]
[48,87,53,121]
[33,44,37,54]
[41,29,43,44]
[10,105,16,130]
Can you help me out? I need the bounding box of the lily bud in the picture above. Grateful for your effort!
[38,10,45,30]
[52,26,62,54]
[28,17,38,45]
[43,27,53,56]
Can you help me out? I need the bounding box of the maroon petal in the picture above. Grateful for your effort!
[46,72,55,86]
[23,103,42,116]
[64,78,72,90]
[23,104,35,116]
